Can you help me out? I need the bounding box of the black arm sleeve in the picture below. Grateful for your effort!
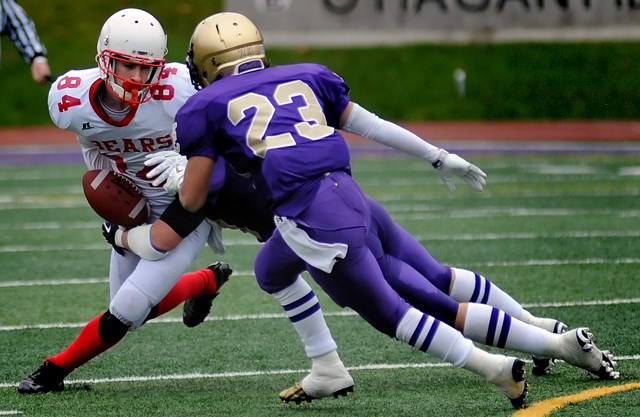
[159,198,207,238]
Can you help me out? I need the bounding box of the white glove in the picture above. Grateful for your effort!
[144,151,186,195]
[432,149,487,192]
[205,219,226,255]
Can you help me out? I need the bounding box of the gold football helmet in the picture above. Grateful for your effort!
[187,12,267,90]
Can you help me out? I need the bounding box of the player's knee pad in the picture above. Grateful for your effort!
[98,310,129,344]
[109,283,154,330]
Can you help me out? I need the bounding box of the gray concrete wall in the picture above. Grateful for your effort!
[224,0,640,45]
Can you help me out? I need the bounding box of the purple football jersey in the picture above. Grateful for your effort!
[175,63,352,216]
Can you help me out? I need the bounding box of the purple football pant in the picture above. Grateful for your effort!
[255,171,411,337]
[366,197,459,326]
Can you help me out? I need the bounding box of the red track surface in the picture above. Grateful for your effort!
[1,120,640,147]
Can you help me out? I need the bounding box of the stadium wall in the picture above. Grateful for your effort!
[225,0,640,45]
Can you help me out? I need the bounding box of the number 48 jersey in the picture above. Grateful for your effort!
[48,63,197,217]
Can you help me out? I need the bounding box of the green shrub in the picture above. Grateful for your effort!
[1,0,638,126]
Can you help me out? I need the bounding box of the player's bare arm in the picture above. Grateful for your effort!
[179,156,215,212]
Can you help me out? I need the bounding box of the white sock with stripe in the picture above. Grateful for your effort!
[450,268,525,318]
[463,303,548,355]
[272,276,337,358]
[395,307,524,398]
[396,307,473,367]
[451,268,564,332]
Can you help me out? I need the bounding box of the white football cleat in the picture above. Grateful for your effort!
[487,356,529,410]
[279,360,354,404]
[558,327,620,380]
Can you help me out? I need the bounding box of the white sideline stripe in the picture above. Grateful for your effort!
[1,356,639,390]
[2,230,640,253]
[472,258,640,267]
[0,411,22,415]
[0,311,351,331]
[0,221,96,230]
[1,298,639,332]
[0,277,109,287]
[377,190,640,200]
[0,271,249,288]
[0,239,259,253]
[394,209,640,220]
[413,230,640,241]
[1,221,639,240]
[2,256,640,287]
[523,297,640,308]
[0,243,108,252]
[2,205,640,221]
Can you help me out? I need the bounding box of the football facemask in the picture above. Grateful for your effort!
[97,51,165,105]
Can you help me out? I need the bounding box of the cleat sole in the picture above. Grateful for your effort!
[509,359,529,410]
[280,381,354,404]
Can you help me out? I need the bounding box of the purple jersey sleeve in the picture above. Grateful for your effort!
[175,108,215,160]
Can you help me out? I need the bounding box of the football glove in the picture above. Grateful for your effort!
[205,219,226,255]
[432,149,487,192]
[144,151,186,195]
[102,221,125,255]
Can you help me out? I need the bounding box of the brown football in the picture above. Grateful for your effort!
[82,169,148,227]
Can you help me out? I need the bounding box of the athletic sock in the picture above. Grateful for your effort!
[450,268,524,318]
[395,307,473,367]
[450,269,564,333]
[153,268,217,317]
[273,276,337,358]
[46,313,120,373]
[463,303,547,355]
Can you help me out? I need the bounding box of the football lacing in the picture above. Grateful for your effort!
[113,171,142,193]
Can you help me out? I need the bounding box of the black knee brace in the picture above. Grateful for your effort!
[97,310,129,344]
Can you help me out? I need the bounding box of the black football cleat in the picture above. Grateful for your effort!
[532,320,567,376]
[183,262,233,328]
[507,359,530,410]
[18,361,66,394]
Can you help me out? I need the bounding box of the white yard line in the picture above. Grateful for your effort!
[1,229,639,253]
[1,356,639,390]
[2,355,639,391]
[1,298,639,332]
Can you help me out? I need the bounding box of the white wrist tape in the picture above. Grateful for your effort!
[126,224,168,261]
[114,228,125,248]
[342,102,440,162]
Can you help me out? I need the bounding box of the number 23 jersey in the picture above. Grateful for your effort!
[175,63,352,217]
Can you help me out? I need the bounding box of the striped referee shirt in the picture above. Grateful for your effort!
[0,0,47,64]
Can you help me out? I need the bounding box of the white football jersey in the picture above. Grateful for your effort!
[48,63,197,218]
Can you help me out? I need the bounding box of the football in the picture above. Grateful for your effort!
[82,169,148,227]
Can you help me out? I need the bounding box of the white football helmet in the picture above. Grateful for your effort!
[96,8,167,105]
[187,12,267,90]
